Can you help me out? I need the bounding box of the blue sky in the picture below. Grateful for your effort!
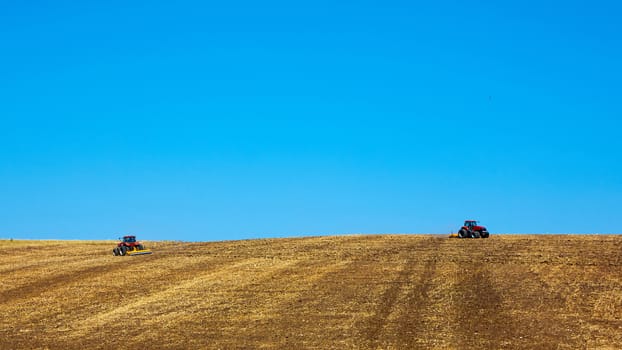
[1,0,620,240]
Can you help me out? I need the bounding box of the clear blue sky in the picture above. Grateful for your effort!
[1,0,620,240]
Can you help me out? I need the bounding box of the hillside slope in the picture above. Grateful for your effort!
[1,235,621,349]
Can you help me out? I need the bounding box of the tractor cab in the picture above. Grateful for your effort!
[464,220,478,229]
[122,236,137,243]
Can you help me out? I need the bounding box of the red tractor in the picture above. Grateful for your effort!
[457,220,490,238]
[112,235,152,256]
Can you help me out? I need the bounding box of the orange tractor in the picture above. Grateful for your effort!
[450,220,490,238]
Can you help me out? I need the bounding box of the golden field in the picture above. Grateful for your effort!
[1,235,621,349]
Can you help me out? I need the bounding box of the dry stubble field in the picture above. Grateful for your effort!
[1,235,621,349]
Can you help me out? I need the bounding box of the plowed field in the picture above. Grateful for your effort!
[1,235,621,349]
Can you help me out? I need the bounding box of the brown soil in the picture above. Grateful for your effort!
[1,235,621,349]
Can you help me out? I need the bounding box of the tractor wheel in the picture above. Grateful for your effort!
[481,231,490,238]
[112,248,118,256]
[120,246,127,256]
[458,229,468,238]
[137,244,144,250]
[473,231,481,238]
